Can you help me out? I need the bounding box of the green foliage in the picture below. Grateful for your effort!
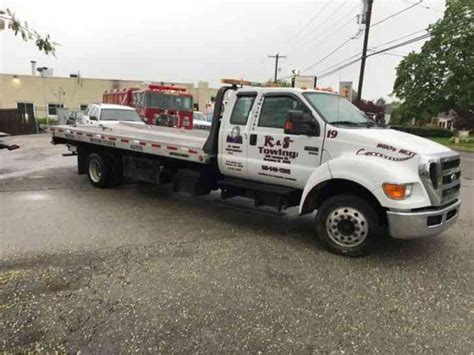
[36,117,58,124]
[0,8,57,55]
[391,126,453,137]
[393,0,474,125]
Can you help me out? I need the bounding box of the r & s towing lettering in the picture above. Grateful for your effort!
[258,135,298,164]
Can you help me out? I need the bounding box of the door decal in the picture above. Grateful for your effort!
[258,135,299,163]
[226,126,243,144]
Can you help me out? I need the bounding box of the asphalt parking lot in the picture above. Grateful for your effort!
[1,134,473,353]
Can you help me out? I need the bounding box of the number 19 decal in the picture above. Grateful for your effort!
[327,129,338,139]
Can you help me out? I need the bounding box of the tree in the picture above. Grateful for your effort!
[392,0,474,127]
[0,8,57,55]
[376,97,386,106]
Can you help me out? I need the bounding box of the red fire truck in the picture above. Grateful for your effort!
[103,84,194,129]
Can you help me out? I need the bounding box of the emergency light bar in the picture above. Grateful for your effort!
[221,79,263,87]
[148,84,187,93]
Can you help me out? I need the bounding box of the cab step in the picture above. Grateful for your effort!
[218,177,302,211]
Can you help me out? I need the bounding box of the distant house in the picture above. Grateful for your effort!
[431,110,458,131]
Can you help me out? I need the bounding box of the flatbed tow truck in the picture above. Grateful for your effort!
[47,80,461,256]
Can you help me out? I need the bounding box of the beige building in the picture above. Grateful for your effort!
[0,73,217,118]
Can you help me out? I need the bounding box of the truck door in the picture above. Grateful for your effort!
[218,91,257,178]
[247,93,324,189]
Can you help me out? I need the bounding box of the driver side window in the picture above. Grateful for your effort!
[258,96,309,129]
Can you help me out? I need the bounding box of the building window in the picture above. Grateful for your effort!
[80,104,88,112]
[17,102,35,117]
[48,103,64,116]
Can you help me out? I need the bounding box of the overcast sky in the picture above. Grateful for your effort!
[1,0,445,101]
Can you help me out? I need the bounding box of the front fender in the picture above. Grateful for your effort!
[299,162,332,215]
[299,154,431,214]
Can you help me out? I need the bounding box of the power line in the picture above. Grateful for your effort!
[317,32,435,79]
[290,0,352,49]
[297,2,364,75]
[401,0,443,12]
[302,3,360,51]
[313,17,469,79]
[371,0,423,28]
[293,5,327,38]
[302,36,356,73]
[306,29,424,77]
[314,52,362,74]
[300,0,428,78]
[371,28,427,49]
[289,2,337,45]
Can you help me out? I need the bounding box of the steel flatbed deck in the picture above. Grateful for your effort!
[48,122,211,164]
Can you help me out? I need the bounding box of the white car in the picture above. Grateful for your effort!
[83,104,145,126]
[192,111,211,130]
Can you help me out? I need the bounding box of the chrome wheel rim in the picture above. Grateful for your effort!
[89,159,102,183]
[326,207,368,248]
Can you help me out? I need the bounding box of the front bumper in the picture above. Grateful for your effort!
[387,199,461,240]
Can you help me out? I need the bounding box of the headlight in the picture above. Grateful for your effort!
[383,183,413,200]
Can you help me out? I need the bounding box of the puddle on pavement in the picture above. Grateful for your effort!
[18,191,55,201]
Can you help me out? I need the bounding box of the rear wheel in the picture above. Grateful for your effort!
[315,195,380,256]
[87,153,109,188]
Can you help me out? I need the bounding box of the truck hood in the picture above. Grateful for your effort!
[343,127,452,156]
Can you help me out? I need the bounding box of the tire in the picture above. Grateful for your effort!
[87,153,110,188]
[315,194,380,257]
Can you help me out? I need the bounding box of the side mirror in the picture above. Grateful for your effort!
[89,116,98,121]
[284,110,320,136]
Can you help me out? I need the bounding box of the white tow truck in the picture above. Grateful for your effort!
[48,80,461,256]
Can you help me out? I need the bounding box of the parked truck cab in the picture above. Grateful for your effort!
[49,81,461,256]
[83,104,145,126]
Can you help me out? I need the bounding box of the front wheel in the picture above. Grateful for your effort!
[315,195,381,257]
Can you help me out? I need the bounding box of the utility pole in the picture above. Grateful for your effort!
[356,0,373,105]
[268,53,286,83]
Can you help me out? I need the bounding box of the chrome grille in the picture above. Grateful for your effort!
[419,152,461,206]
[441,158,460,170]
[439,155,461,203]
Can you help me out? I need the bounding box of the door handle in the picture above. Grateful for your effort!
[250,134,257,146]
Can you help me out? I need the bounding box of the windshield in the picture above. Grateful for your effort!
[100,109,141,122]
[148,93,193,111]
[193,112,205,121]
[303,93,370,124]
